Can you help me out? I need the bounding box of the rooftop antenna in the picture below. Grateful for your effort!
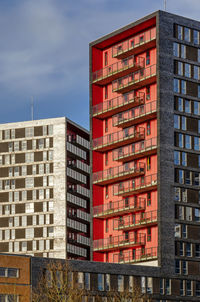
[31,96,34,120]
[164,0,167,11]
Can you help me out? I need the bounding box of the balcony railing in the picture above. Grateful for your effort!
[93,233,146,252]
[93,197,146,219]
[112,27,156,58]
[112,137,157,162]
[112,100,157,128]
[93,126,145,152]
[113,247,157,264]
[112,64,156,94]
[92,91,145,119]
[92,56,144,85]
[93,161,145,185]
[113,173,157,196]
[113,210,157,231]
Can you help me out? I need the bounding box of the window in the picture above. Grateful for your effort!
[181,80,186,94]
[181,44,186,58]
[195,244,200,257]
[118,275,124,292]
[147,122,150,135]
[181,116,186,130]
[147,192,151,206]
[105,274,110,291]
[141,276,146,293]
[179,170,184,184]
[174,187,181,201]
[194,30,199,44]
[178,61,183,76]
[194,101,200,115]
[165,279,171,295]
[25,203,34,213]
[147,277,152,294]
[173,42,179,56]
[196,281,200,296]
[129,276,133,292]
[48,125,53,135]
[178,97,183,111]
[195,208,200,221]
[184,27,191,42]
[146,51,150,65]
[25,127,34,137]
[180,241,184,256]
[25,177,34,188]
[198,49,200,63]
[174,115,180,129]
[146,86,150,100]
[147,228,151,241]
[160,278,164,294]
[186,242,191,257]
[105,85,108,99]
[180,280,185,296]
[26,152,34,163]
[194,137,200,151]
[182,224,187,238]
[26,228,34,239]
[185,171,191,185]
[147,156,151,170]
[178,25,183,40]
[186,280,192,296]
[77,272,84,289]
[98,274,104,291]
[185,135,191,149]
[174,78,180,93]
[185,99,191,113]
[104,52,108,66]
[194,66,200,80]
[84,273,90,290]
[198,85,200,98]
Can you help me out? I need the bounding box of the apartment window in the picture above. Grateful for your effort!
[195,244,200,257]
[180,280,185,296]
[146,51,150,65]
[198,85,200,98]
[196,281,200,296]
[165,279,171,295]
[105,119,108,133]
[194,66,200,80]
[181,116,186,130]
[179,170,184,184]
[198,49,200,62]
[147,277,152,294]
[49,175,54,186]
[174,115,180,129]
[180,241,184,256]
[147,192,151,206]
[174,78,180,93]
[194,30,199,44]
[178,25,183,40]
[194,173,200,186]
[194,101,200,115]
[14,167,19,177]
[84,273,90,290]
[185,99,191,113]
[182,224,187,238]
[4,130,10,140]
[105,219,108,233]
[174,187,181,201]
[178,61,183,76]
[147,156,151,171]
[26,152,34,163]
[181,44,186,58]
[160,278,164,294]
[184,27,191,42]
[48,125,53,135]
[49,151,53,161]
[173,42,179,56]
[14,141,19,151]
[104,51,108,66]
[14,192,19,202]
[195,208,200,221]
[181,80,186,94]
[98,274,104,291]
[105,85,108,99]
[145,86,150,100]
[186,242,192,257]
[118,275,124,292]
[182,152,187,166]
[26,177,34,188]
[25,203,34,213]
[185,135,191,149]
[147,228,151,242]
[186,280,192,296]
[39,139,44,150]
[25,127,34,137]
[147,122,151,135]
[8,142,12,152]
[185,171,191,185]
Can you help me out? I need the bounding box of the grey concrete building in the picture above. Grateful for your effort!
[0,117,90,260]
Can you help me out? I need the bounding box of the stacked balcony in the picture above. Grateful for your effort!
[113,210,157,231]
[92,56,144,85]
[112,27,156,59]
[113,137,157,162]
[93,233,146,252]
[92,91,145,119]
[112,64,156,94]
[113,173,157,196]
[93,126,145,152]
[112,100,157,128]
[93,197,146,219]
[113,247,157,264]
[93,161,145,185]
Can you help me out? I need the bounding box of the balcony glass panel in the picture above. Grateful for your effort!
[112,247,157,264]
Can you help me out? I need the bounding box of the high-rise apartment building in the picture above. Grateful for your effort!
[0,117,90,260]
[90,9,200,283]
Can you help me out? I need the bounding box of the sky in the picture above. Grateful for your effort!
[0,0,200,130]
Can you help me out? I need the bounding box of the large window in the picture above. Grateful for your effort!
[174,151,180,165]
[118,275,124,292]
[98,274,104,291]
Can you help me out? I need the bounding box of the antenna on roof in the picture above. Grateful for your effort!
[31,96,34,121]
[164,0,167,11]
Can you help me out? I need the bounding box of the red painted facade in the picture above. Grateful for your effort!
[91,17,158,265]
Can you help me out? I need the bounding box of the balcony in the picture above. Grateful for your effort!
[92,91,145,119]
[93,233,146,252]
[113,210,157,231]
[113,247,157,264]
[112,101,157,128]
[93,197,146,219]
[93,162,145,186]
[93,126,145,152]
[112,64,156,94]
[112,27,156,59]
[92,56,144,85]
[113,174,157,196]
[112,137,157,162]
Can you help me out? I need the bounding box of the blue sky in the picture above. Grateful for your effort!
[0,0,199,130]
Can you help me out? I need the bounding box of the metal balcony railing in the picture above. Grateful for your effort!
[93,233,146,252]
[113,173,157,196]
[93,197,146,218]
[92,91,145,119]
[112,27,156,58]
[112,137,157,162]
[112,64,156,93]
[92,126,145,152]
[92,56,144,84]
[93,161,145,185]
[113,210,157,231]
[113,247,157,264]
[112,100,157,128]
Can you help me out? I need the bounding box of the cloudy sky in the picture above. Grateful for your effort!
[0,0,199,129]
